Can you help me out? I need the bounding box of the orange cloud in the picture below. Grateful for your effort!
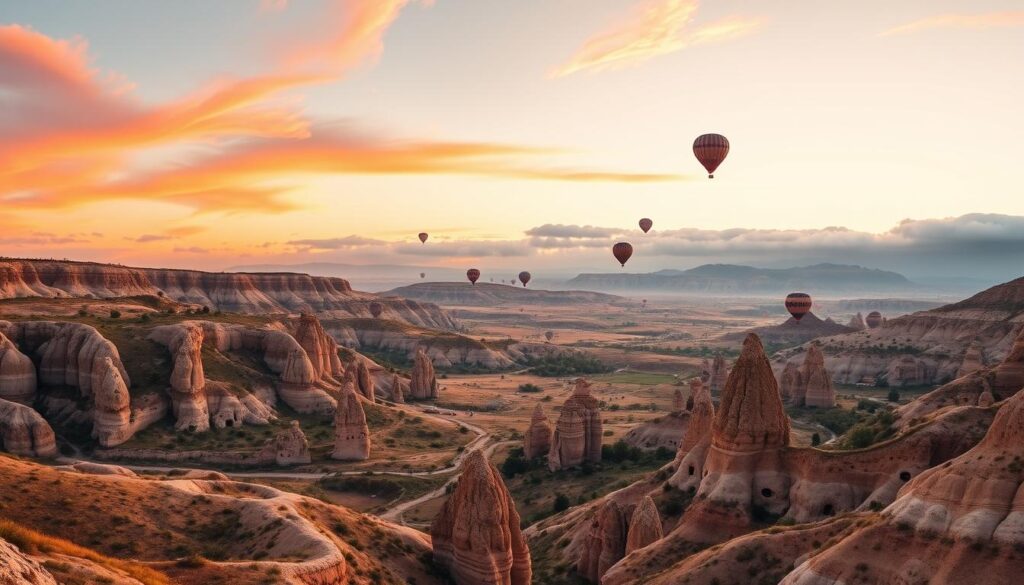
[881,11,1024,35]
[551,0,761,77]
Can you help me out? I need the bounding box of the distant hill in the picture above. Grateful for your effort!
[566,263,924,295]
[726,312,855,346]
[382,282,625,307]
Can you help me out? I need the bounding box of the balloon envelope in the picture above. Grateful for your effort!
[784,292,812,321]
[420,272,425,279]
[612,242,633,267]
[866,311,883,329]
[693,134,730,178]
[369,301,383,318]
[466,268,480,284]
[518,271,531,287]
[418,232,428,244]
[639,218,653,233]
[545,331,554,341]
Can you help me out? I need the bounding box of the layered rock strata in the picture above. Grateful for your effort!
[548,379,603,471]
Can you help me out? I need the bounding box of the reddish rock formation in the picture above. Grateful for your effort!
[548,379,603,471]
[686,378,702,410]
[709,354,729,393]
[0,332,36,403]
[957,341,985,378]
[714,335,791,452]
[672,386,685,412]
[625,495,662,554]
[700,358,712,383]
[431,449,531,585]
[390,373,405,403]
[782,345,835,408]
[0,259,459,329]
[271,420,311,465]
[293,313,344,383]
[887,353,930,387]
[149,322,210,432]
[355,359,375,402]
[0,398,57,457]
[331,381,370,461]
[846,312,866,331]
[667,380,715,491]
[779,361,800,403]
[992,326,1024,393]
[409,347,438,400]
[577,500,629,583]
[0,537,57,584]
[523,404,552,459]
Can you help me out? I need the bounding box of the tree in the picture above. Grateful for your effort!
[887,389,901,403]
[552,493,570,513]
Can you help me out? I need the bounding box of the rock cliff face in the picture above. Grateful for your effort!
[0,332,36,403]
[548,379,603,471]
[577,500,630,583]
[332,381,370,461]
[957,341,985,377]
[431,449,531,585]
[523,404,552,459]
[0,259,457,329]
[778,345,835,407]
[781,385,1024,585]
[409,348,438,400]
[625,496,662,554]
[0,321,137,447]
[0,398,57,457]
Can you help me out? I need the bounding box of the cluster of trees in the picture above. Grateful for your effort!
[523,353,612,377]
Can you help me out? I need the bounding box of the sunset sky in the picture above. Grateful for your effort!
[2,0,1023,282]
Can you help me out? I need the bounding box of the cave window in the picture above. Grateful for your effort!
[225,420,234,427]
[823,504,835,516]
[688,465,695,476]
[761,488,774,498]
[899,471,911,481]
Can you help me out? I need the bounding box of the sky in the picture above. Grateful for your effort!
[1,0,1023,284]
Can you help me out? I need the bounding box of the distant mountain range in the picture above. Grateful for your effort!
[567,263,926,295]
[382,282,625,307]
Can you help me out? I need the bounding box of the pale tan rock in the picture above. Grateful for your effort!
[957,341,985,378]
[355,359,375,402]
[409,347,438,400]
[148,323,210,432]
[0,537,58,584]
[800,346,835,408]
[625,495,663,554]
[523,404,552,459]
[331,381,369,461]
[293,313,344,383]
[886,354,930,387]
[577,499,628,583]
[672,387,685,412]
[431,449,531,585]
[390,373,405,403]
[779,361,800,404]
[271,420,311,466]
[668,380,715,491]
[0,332,36,403]
[548,379,602,471]
[0,397,57,457]
[846,312,866,331]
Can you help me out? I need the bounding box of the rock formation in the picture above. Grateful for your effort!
[780,346,835,408]
[409,347,438,400]
[0,538,57,585]
[390,373,405,403]
[271,420,311,465]
[709,354,729,393]
[355,359,374,402]
[431,449,531,585]
[293,313,344,384]
[667,380,715,491]
[548,379,603,471]
[0,398,57,457]
[672,386,685,412]
[577,500,629,583]
[957,341,985,377]
[625,495,662,554]
[0,258,459,329]
[714,335,791,452]
[523,404,552,459]
[779,361,799,403]
[992,326,1024,393]
[331,381,370,461]
[846,312,866,331]
[0,332,36,403]
[149,322,210,432]
[887,353,930,387]
[700,358,712,384]
[686,378,702,410]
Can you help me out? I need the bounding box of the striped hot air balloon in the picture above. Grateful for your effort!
[865,311,883,329]
[785,292,812,321]
[466,268,480,284]
[693,133,730,178]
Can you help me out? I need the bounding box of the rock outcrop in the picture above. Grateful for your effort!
[293,313,344,384]
[709,354,729,393]
[779,345,835,407]
[409,348,438,400]
[0,332,36,403]
[0,538,58,585]
[887,353,930,387]
[667,380,715,491]
[672,386,685,412]
[523,404,552,459]
[714,335,791,452]
[431,449,531,585]
[270,420,311,466]
[390,373,405,403]
[354,359,374,402]
[846,312,866,331]
[149,322,210,432]
[700,358,712,384]
[957,341,985,377]
[578,500,629,583]
[331,381,370,461]
[0,258,458,329]
[0,398,57,457]
[548,379,603,471]
[625,495,662,554]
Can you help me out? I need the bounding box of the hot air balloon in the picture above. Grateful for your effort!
[418,232,428,244]
[544,331,554,342]
[420,272,426,279]
[641,299,647,309]
[369,301,383,318]
[865,311,883,329]
[466,268,480,285]
[518,271,531,287]
[639,218,653,233]
[693,133,730,178]
[785,292,812,322]
[612,242,633,267]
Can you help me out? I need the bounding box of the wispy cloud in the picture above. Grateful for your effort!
[881,11,1024,36]
[551,0,761,77]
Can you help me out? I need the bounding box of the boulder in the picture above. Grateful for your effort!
[0,537,57,584]
[431,450,531,585]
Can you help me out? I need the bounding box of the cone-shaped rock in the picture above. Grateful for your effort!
[273,420,311,465]
[548,379,602,471]
[410,348,438,400]
[957,341,985,378]
[523,404,552,459]
[331,380,369,461]
[391,373,405,403]
[625,495,663,554]
[668,380,715,490]
[779,361,800,404]
[577,500,628,583]
[431,449,531,585]
[846,312,866,331]
[709,354,729,393]
[713,334,790,452]
[800,346,835,408]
